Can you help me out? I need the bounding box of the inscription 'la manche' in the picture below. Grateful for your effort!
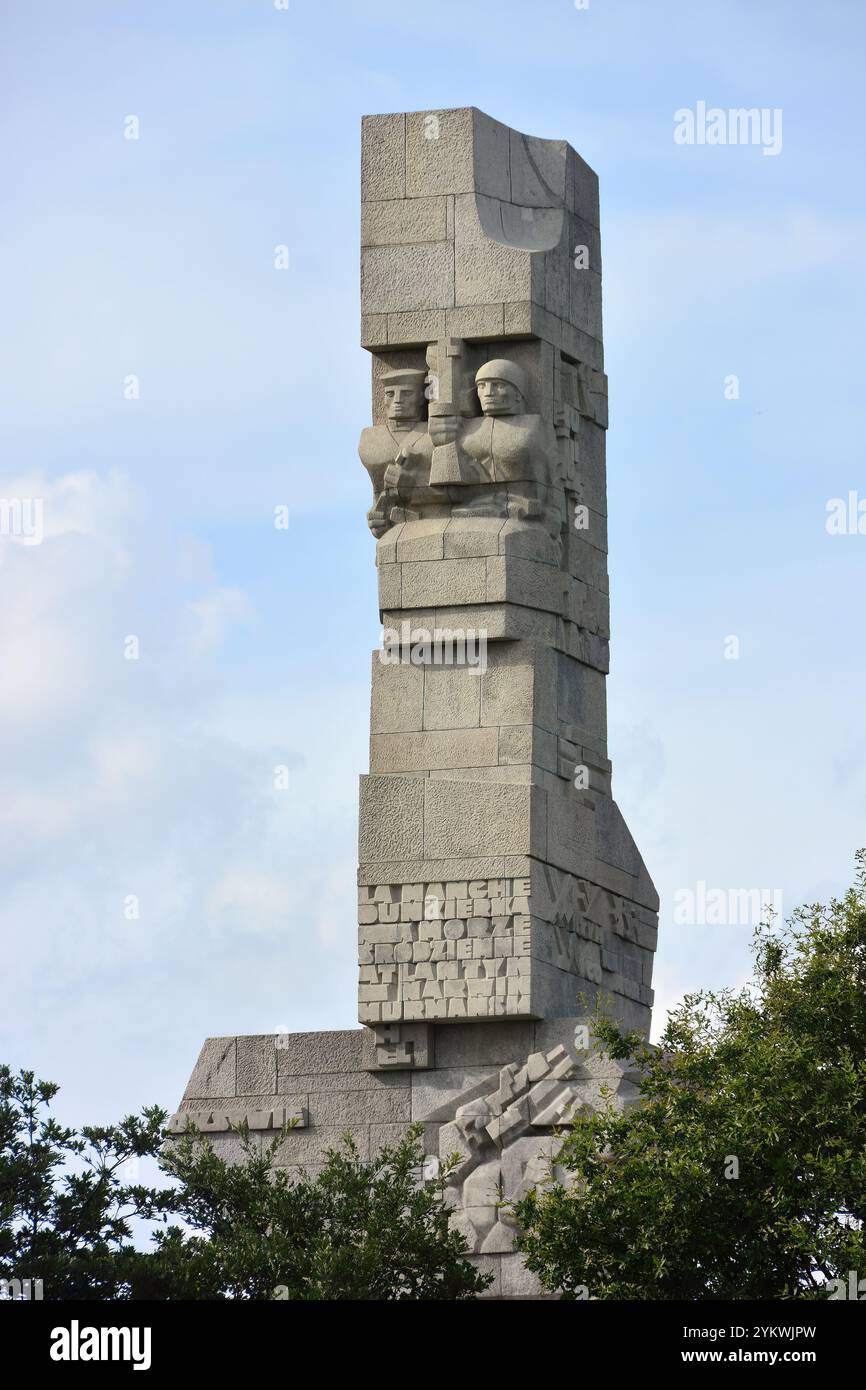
[359,877,532,921]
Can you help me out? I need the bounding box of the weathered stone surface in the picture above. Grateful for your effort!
[361,312,388,348]
[422,663,482,731]
[370,727,498,774]
[468,1253,502,1298]
[426,764,533,786]
[400,557,487,609]
[387,308,446,345]
[271,1125,372,1166]
[310,1088,411,1127]
[395,517,447,562]
[272,1068,408,1093]
[423,779,534,859]
[410,1065,499,1121]
[480,645,535,727]
[370,656,424,734]
[443,517,504,558]
[185,1130,263,1165]
[235,1036,277,1097]
[183,1037,236,1101]
[433,1021,535,1068]
[358,855,508,886]
[362,243,454,316]
[484,555,565,615]
[446,303,506,340]
[376,561,402,609]
[361,196,448,247]
[370,1121,440,1154]
[361,112,405,202]
[405,108,510,201]
[500,1253,545,1299]
[274,1029,363,1078]
[454,194,537,307]
[358,775,425,862]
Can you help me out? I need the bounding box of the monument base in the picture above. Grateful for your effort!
[173,1016,641,1300]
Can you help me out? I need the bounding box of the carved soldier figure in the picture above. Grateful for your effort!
[358,368,435,537]
[427,358,562,544]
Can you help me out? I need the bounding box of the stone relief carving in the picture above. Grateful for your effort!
[359,344,562,547]
[436,1041,640,1257]
[429,358,561,542]
[438,1043,582,1255]
[358,367,434,538]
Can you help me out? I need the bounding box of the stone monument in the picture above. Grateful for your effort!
[174,108,658,1299]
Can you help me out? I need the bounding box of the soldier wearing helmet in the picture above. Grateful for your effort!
[427,357,561,544]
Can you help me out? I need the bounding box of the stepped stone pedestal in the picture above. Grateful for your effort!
[175,107,658,1299]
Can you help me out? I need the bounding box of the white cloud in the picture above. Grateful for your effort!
[185,588,252,657]
[0,468,363,1118]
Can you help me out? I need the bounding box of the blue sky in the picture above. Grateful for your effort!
[1,0,865,1129]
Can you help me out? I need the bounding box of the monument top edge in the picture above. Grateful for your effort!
[361,105,596,179]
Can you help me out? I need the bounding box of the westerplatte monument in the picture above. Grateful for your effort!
[175,109,659,1298]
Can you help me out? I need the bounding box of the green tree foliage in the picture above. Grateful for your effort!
[147,1124,488,1300]
[0,1067,171,1298]
[515,856,866,1299]
[0,1070,486,1300]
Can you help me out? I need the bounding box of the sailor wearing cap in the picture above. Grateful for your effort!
[358,368,434,537]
